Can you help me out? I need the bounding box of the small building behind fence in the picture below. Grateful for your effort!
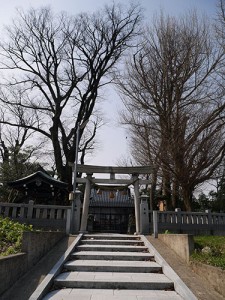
[7,171,68,205]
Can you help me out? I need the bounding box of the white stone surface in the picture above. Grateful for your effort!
[43,289,183,300]
[39,233,194,300]
[65,260,160,268]
[72,251,154,258]
[55,271,172,283]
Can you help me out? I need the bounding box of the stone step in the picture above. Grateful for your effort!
[54,271,174,290]
[71,251,154,261]
[83,234,140,240]
[80,239,144,246]
[43,288,183,300]
[64,260,162,273]
[30,234,195,300]
[76,244,148,252]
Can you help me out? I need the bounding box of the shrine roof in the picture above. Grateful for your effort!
[7,171,68,190]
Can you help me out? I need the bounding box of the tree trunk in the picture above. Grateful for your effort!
[150,171,157,211]
[162,169,171,209]
[172,179,180,209]
[62,165,72,188]
[181,186,193,211]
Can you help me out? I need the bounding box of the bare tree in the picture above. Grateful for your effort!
[0,4,142,188]
[119,105,161,210]
[118,11,225,211]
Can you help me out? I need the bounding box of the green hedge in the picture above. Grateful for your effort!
[0,217,33,256]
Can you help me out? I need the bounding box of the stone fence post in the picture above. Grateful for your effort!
[140,195,150,234]
[175,208,182,232]
[27,200,34,219]
[74,189,82,233]
[66,209,71,235]
[205,209,212,233]
[205,209,212,224]
[153,210,158,238]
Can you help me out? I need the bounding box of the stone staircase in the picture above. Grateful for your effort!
[42,234,187,299]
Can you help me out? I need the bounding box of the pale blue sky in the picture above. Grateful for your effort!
[0,0,218,166]
[0,0,217,21]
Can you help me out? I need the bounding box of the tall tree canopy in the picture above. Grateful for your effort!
[0,4,142,187]
[118,11,225,211]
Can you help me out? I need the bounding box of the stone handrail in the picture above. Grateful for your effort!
[156,209,225,225]
[0,201,71,232]
[149,209,225,235]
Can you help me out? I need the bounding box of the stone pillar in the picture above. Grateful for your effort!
[140,195,149,234]
[80,173,92,232]
[205,209,212,234]
[66,209,71,235]
[153,210,158,238]
[27,200,34,219]
[175,208,182,233]
[73,189,82,233]
[133,175,140,234]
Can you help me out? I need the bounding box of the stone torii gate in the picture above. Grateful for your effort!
[74,164,151,234]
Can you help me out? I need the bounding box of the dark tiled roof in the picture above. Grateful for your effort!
[7,171,68,189]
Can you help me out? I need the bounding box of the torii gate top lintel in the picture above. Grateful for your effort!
[76,164,152,175]
[75,164,152,185]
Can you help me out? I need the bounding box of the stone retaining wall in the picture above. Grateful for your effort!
[158,234,194,262]
[21,231,65,268]
[190,261,225,297]
[157,233,224,298]
[0,231,65,296]
[0,253,27,296]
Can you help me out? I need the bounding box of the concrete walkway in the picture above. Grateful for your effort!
[2,234,224,300]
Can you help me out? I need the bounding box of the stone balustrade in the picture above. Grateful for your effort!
[0,201,71,232]
[150,209,225,235]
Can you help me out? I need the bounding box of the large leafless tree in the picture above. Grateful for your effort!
[118,11,225,211]
[0,4,142,187]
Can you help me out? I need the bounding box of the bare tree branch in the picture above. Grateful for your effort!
[0,4,142,187]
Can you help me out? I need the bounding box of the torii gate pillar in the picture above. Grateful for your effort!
[79,173,92,232]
